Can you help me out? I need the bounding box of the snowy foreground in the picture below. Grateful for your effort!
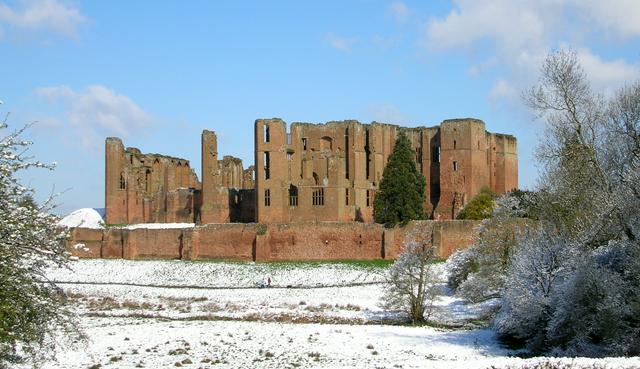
[29,260,640,369]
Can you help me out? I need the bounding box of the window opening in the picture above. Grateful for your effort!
[312,188,324,206]
[289,185,298,207]
[432,146,440,163]
[263,152,270,179]
[264,189,271,207]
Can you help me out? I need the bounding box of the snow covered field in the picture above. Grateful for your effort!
[29,260,640,369]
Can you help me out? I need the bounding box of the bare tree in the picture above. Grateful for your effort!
[381,241,440,324]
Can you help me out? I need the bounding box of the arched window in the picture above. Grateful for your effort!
[119,173,126,189]
[312,172,319,186]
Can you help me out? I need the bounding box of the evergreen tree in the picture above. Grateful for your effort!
[373,131,426,226]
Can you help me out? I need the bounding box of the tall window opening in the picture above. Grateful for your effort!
[366,190,371,207]
[345,131,350,179]
[302,138,308,151]
[264,189,271,207]
[453,161,458,171]
[432,146,440,163]
[365,129,371,179]
[263,152,270,179]
[415,147,422,163]
[145,169,151,192]
[312,188,324,206]
[289,185,298,206]
[263,124,270,143]
[287,152,293,161]
[345,188,350,205]
[453,140,457,149]
[119,173,126,189]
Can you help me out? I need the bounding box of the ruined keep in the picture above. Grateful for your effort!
[105,118,517,225]
[105,131,255,225]
[255,118,517,223]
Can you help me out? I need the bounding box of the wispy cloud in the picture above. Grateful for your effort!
[423,0,640,101]
[0,0,86,39]
[365,103,409,124]
[36,85,152,151]
[388,1,410,24]
[324,33,356,52]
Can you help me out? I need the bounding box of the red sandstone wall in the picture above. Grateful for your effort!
[65,220,481,261]
[124,228,184,260]
[66,228,103,258]
[259,222,384,261]
[191,224,257,261]
[434,220,480,258]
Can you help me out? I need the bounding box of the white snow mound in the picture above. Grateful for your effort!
[58,208,105,229]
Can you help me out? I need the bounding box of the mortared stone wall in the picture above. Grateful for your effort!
[66,220,481,262]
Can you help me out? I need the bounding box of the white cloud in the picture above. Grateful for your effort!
[389,1,410,23]
[488,79,517,105]
[0,0,86,38]
[572,0,640,39]
[365,103,409,124]
[576,48,640,92]
[424,0,640,100]
[36,85,152,150]
[325,33,356,52]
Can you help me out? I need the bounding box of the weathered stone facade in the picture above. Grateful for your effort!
[105,117,517,225]
[255,118,517,223]
[105,131,255,225]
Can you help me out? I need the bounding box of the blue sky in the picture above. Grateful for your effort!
[1,0,639,214]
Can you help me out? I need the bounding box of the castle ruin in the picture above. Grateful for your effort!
[105,118,517,225]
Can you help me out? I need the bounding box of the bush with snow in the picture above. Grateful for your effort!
[0,118,80,367]
[448,192,530,303]
[381,241,440,324]
[490,50,640,356]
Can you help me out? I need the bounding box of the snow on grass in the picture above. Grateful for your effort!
[30,317,640,369]
[57,208,104,229]
[49,259,386,288]
[33,259,640,368]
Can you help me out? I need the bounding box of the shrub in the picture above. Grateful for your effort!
[457,187,495,220]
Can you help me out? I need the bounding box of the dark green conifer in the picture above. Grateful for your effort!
[373,131,426,226]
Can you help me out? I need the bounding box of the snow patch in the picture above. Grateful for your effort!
[122,223,194,229]
[57,208,104,229]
